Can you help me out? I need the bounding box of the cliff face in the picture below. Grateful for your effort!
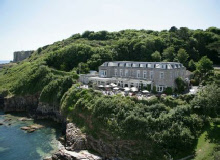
[13,50,34,62]
[3,94,64,122]
[3,95,146,160]
[63,123,148,160]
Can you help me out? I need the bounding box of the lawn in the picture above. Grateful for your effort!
[193,122,220,160]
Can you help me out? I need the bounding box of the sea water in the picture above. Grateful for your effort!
[0,61,10,64]
[0,111,61,160]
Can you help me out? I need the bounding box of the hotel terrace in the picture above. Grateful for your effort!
[79,61,187,92]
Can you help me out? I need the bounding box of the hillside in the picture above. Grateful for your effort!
[0,27,220,160]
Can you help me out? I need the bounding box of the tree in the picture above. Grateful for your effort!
[175,77,186,93]
[78,62,89,74]
[191,84,220,117]
[196,56,213,79]
[177,48,189,66]
[151,51,161,62]
[162,46,175,61]
[188,59,196,71]
[169,26,178,32]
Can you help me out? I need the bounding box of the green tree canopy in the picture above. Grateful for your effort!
[162,46,175,61]
[196,56,213,76]
[188,59,196,71]
[191,84,220,117]
[151,51,161,62]
[177,48,189,66]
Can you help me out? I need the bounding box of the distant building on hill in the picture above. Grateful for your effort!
[13,50,34,62]
[80,61,188,92]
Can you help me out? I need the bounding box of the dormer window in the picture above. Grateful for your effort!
[155,64,160,68]
[140,64,146,68]
[119,63,125,67]
[108,62,118,66]
[147,64,152,68]
[132,63,139,68]
[126,63,131,67]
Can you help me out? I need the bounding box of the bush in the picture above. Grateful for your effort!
[164,87,173,95]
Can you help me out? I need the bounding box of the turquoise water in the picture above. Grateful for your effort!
[0,111,62,160]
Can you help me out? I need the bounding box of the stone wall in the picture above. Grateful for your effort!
[13,50,34,62]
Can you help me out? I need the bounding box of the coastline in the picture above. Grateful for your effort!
[1,94,103,160]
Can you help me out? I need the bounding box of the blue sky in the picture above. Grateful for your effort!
[0,0,220,60]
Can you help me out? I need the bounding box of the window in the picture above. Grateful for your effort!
[143,71,147,79]
[132,63,139,68]
[167,64,172,69]
[140,64,146,68]
[125,70,129,77]
[114,69,118,76]
[157,85,165,92]
[150,71,154,79]
[100,70,107,77]
[120,69,123,77]
[155,64,160,68]
[126,63,131,67]
[137,70,140,78]
[160,72,164,79]
[119,63,125,67]
[108,62,118,66]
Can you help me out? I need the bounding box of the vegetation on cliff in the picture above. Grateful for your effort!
[0,27,220,159]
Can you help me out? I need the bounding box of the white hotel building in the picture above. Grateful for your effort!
[79,61,187,92]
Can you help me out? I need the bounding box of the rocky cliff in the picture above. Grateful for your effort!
[3,95,146,160]
[62,123,148,160]
[3,94,64,123]
[13,50,34,62]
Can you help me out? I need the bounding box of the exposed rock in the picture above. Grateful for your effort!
[52,149,102,160]
[30,124,44,129]
[21,126,30,130]
[43,157,52,160]
[4,118,12,122]
[65,123,87,151]
[58,136,65,145]
[4,94,39,113]
[64,123,143,160]
[27,129,35,133]
[20,124,44,133]
[0,122,3,125]
[18,117,33,121]
[3,94,65,123]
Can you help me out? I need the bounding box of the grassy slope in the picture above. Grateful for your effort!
[194,122,220,160]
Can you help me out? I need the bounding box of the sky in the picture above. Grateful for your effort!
[0,0,220,60]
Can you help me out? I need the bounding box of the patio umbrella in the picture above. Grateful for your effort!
[124,87,130,91]
[110,83,117,87]
[142,90,149,93]
[131,87,138,92]
[105,85,111,88]
[113,87,119,90]
[98,85,104,88]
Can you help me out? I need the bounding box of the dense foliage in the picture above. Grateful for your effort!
[33,27,220,72]
[59,85,212,159]
[0,27,220,160]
